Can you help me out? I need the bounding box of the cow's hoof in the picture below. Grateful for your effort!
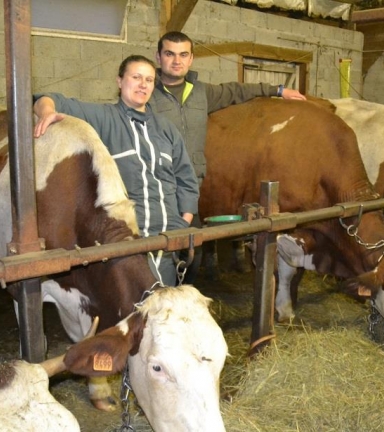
[91,395,118,411]
[276,316,305,328]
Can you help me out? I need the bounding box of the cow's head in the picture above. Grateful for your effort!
[344,260,384,330]
[63,285,228,432]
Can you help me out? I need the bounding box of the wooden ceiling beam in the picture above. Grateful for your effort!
[351,7,384,23]
[165,0,199,32]
[194,41,313,63]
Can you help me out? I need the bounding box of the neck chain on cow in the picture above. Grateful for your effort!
[119,362,136,432]
[118,280,164,431]
[339,209,384,265]
[133,280,163,309]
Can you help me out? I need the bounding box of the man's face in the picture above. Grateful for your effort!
[156,40,194,83]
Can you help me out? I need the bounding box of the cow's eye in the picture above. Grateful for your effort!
[152,365,161,372]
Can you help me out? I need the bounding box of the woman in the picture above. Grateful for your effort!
[33,55,199,286]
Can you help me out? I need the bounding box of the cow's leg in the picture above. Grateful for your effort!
[203,240,221,280]
[42,280,117,411]
[88,376,118,411]
[276,256,297,322]
[231,240,251,273]
[276,233,315,322]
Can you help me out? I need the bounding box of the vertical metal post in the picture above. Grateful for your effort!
[249,181,279,358]
[4,0,45,362]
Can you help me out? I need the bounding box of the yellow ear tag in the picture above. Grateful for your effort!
[358,286,371,297]
[93,352,113,371]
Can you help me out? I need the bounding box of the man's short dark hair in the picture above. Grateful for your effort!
[157,31,194,54]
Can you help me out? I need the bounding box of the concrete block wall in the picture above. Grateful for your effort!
[0,0,369,106]
[185,1,364,99]
[363,54,384,103]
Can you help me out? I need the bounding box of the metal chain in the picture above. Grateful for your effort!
[118,360,136,432]
[176,260,187,285]
[368,302,384,341]
[339,218,384,251]
[116,280,163,431]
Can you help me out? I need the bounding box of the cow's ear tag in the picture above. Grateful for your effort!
[358,286,371,297]
[93,352,113,371]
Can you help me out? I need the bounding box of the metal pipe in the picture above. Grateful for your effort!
[2,198,384,285]
[3,0,45,362]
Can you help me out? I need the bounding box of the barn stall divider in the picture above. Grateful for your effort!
[2,178,384,360]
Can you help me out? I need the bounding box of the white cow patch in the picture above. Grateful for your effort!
[373,289,384,320]
[0,360,80,432]
[277,234,315,270]
[270,116,295,134]
[42,280,92,342]
[34,115,138,235]
[331,98,384,186]
[116,315,130,336]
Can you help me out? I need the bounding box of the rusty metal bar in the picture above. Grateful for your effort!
[4,0,45,362]
[2,198,384,285]
[249,181,278,357]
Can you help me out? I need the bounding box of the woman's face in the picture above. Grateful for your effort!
[117,61,155,112]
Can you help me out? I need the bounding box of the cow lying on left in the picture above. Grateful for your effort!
[0,114,228,431]
[0,359,80,432]
[0,317,99,432]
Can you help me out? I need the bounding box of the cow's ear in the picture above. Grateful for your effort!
[63,313,146,376]
[126,311,146,356]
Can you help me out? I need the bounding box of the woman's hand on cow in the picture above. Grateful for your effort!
[281,88,307,101]
[34,111,66,138]
[34,96,66,138]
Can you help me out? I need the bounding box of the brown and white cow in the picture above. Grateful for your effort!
[0,317,98,432]
[64,285,227,432]
[200,97,384,323]
[0,115,228,431]
[275,97,384,321]
[306,97,384,195]
[0,360,80,432]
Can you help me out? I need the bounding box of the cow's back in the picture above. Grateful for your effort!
[200,98,375,220]
[330,98,384,195]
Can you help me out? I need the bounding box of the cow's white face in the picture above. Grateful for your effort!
[372,287,384,318]
[128,285,228,432]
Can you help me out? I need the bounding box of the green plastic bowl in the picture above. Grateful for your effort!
[204,215,243,226]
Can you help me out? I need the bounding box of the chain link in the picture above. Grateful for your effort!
[176,260,187,285]
[368,304,381,335]
[339,218,384,251]
[118,360,136,432]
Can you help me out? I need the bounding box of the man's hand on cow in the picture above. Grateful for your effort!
[34,112,66,138]
[281,88,307,101]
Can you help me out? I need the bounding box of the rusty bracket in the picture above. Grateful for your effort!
[242,203,264,221]
[160,227,203,252]
[335,201,366,218]
[242,203,297,232]
[7,237,46,255]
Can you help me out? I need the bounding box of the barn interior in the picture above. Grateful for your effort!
[1,1,384,431]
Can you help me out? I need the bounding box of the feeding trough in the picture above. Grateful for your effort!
[204,215,243,226]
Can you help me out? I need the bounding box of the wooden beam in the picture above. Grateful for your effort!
[166,0,198,32]
[351,7,384,23]
[194,42,313,63]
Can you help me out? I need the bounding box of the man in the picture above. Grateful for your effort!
[149,31,306,284]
